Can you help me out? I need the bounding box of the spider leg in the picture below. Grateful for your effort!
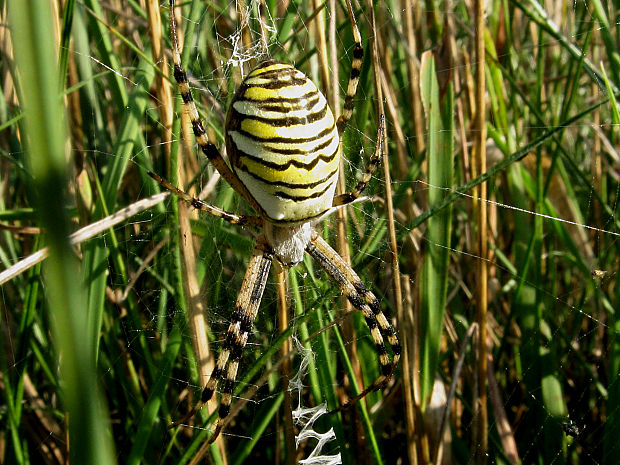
[206,241,273,443]
[168,0,265,218]
[306,233,401,413]
[332,1,384,208]
[148,171,262,227]
[336,0,363,136]
[332,114,384,207]
[170,241,273,442]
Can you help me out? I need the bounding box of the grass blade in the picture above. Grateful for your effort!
[7,1,115,463]
[419,51,454,407]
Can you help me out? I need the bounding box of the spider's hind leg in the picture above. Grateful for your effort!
[170,240,273,444]
[204,240,273,443]
[306,233,401,413]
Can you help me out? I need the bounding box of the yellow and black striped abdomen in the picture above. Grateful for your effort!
[226,61,340,224]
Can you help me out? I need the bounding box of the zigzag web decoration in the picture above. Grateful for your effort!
[289,336,342,465]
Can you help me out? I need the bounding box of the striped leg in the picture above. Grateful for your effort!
[306,234,401,412]
[171,241,273,445]
[333,1,385,208]
[332,114,384,207]
[147,171,262,227]
[168,0,266,218]
[336,0,364,136]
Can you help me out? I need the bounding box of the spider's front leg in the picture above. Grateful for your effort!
[306,233,401,412]
[147,171,262,227]
[332,115,385,208]
[331,0,384,208]
[171,240,273,445]
[336,0,364,136]
[168,0,266,218]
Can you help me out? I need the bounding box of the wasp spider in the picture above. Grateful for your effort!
[150,0,401,444]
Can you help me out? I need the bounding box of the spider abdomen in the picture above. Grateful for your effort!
[226,61,340,224]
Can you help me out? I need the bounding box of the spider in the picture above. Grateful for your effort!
[149,0,401,444]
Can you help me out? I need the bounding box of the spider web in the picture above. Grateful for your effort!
[144,2,394,459]
[122,1,616,463]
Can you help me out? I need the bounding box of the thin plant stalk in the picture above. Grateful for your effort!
[474,0,488,461]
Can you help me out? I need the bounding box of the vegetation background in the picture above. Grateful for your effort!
[1,0,619,464]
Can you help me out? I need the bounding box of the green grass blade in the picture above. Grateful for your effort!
[419,51,454,407]
[7,1,115,463]
[605,288,620,463]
